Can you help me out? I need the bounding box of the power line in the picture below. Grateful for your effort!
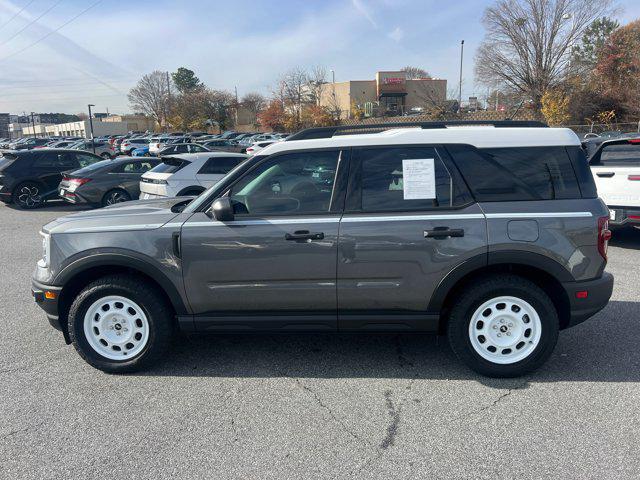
[0,0,63,48]
[0,0,36,30]
[0,0,103,64]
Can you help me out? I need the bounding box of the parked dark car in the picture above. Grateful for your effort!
[12,138,52,150]
[59,157,160,207]
[0,149,103,208]
[200,139,245,153]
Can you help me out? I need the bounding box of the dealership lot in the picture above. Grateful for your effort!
[1,202,639,479]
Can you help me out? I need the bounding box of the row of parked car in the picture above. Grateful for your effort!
[0,148,249,208]
[0,130,289,160]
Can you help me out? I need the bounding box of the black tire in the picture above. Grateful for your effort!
[12,181,45,209]
[67,274,175,373]
[447,275,559,378]
[102,188,131,207]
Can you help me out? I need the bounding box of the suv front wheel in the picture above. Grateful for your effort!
[67,274,174,373]
[447,275,559,378]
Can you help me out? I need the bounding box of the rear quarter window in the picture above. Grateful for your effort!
[150,158,191,174]
[448,145,582,201]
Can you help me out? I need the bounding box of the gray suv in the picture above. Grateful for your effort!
[31,121,614,377]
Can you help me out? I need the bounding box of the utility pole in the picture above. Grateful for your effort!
[458,40,464,113]
[234,86,238,104]
[87,104,96,153]
[166,71,171,133]
[30,112,37,138]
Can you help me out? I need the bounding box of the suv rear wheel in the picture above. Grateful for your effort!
[67,274,174,373]
[447,275,559,378]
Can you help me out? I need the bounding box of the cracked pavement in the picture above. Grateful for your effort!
[1,203,640,479]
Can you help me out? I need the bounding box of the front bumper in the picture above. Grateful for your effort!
[31,278,65,335]
[563,272,614,328]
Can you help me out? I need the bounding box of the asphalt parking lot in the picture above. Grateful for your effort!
[1,201,639,479]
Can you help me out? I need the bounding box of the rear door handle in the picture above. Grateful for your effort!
[596,172,615,178]
[285,230,325,241]
[424,227,465,239]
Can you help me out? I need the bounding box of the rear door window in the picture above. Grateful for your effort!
[150,158,190,174]
[448,145,581,201]
[353,146,471,212]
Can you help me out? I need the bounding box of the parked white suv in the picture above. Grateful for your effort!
[149,136,170,156]
[139,152,248,199]
[589,137,640,225]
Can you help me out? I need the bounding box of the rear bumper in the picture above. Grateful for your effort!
[607,206,640,226]
[562,272,614,328]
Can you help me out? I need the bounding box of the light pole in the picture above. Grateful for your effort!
[30,112,37,138]
[458,40,464,113]
[87,104,95,153]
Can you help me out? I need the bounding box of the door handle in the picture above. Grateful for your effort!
[596,172,615,178]
[424,227,465,239]
[285,230,325,241]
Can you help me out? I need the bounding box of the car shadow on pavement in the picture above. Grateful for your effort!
[4,200,92,213]
[139,300,640,388]
[610,226,640,250]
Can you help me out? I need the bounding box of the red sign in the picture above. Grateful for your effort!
[383,77,404,85]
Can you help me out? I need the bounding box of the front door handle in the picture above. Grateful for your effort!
[596,172,615,178]
[285,230,325,241]
[424,227,465,239]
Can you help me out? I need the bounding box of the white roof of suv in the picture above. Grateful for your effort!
[260,127,581,157]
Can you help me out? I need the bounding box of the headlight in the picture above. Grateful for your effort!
[38,231,50,268]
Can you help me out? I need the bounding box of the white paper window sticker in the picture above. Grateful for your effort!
[402,158,436,200]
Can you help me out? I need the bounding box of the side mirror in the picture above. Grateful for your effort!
[211,197,234,222]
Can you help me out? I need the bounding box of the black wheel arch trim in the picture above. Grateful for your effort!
[54,251,189,315]
[427,250,574,312]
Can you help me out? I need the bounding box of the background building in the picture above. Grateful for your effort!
[0,113,9,139]
[319,70,447,119]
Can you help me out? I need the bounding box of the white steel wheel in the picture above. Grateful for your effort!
[83,295,150,361]
[468,296,542,365]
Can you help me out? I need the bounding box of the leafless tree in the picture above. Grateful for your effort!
[277,67,311,125]
[401,66,431,79]
[475,0,612,109]
[241,92,267,126]
[127,70,172,127]
[241,92,266,114]
[307,66,328,105]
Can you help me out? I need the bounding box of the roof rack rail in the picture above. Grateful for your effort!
[285,120,548,141]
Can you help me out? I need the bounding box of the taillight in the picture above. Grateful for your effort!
[628,175,640,181]
[68,178,91,187]
[598,216,612,260]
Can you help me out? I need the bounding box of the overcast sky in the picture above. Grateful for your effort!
[0,0,639,116]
